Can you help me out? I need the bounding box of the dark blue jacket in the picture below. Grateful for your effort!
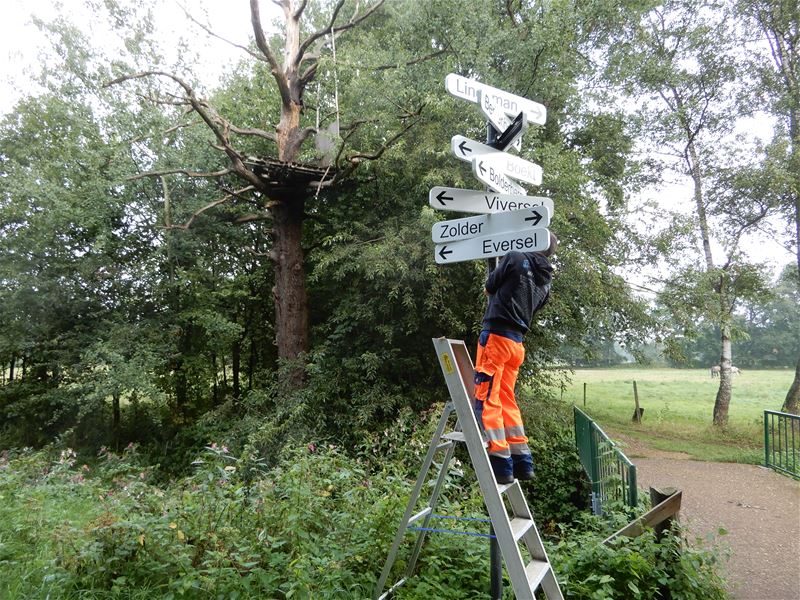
[483,251,553,339]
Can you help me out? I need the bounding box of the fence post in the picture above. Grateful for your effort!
[764,410,769,468]
[583,382,587,407]
[632,380,643,422]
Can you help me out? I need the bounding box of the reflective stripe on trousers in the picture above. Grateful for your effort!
[473,332,531,458]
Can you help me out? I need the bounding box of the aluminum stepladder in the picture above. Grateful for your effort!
[373,338,563,600]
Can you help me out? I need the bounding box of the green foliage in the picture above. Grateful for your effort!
[553,524,728,600]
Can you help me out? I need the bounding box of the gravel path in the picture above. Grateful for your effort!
[614,436,800,600]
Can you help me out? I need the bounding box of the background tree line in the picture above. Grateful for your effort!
[0,0,797,462]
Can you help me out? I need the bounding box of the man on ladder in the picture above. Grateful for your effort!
[474,233,558,485]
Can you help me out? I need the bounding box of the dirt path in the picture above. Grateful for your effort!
[613,433,800,600]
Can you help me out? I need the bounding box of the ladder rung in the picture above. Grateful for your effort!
[407,507,432,525]
[441,431,489,448]
[497,481,516,494]
[510,516,534,541]
[435,441,454,451]
[525,560,551,590]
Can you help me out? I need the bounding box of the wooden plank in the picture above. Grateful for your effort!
[602,489,682,545]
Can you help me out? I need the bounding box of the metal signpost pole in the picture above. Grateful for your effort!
[485,121,502,599]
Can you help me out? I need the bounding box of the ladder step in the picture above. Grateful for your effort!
[435,441,454,451]
[407,507,432,525]
[510,516,534,541]
[441,431,489,448]
[525,560,551,590]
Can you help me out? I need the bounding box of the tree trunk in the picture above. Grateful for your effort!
[687,142,714,269]
[782,355,800,415]
[8,355,14,382]
[784,80,800,416]
[211,352,219,405]
[270,196,309,383]
[232,339,241,399]
[112,392,121,451]
[713,321,733,426]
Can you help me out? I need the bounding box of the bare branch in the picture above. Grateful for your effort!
[250,0,291,105]
[171,185,257,230]
[296,0,346,65]
[332,0,385,35]
[373,45,451,71]
[177,1,268,64]
[227,124,278,141]
[296,0,385,70]
[106,71,265,191]
[126,167,233,181]
[332,115,421,183]
[163,121,198,135]
[234,213,272,224]
[293,0,309,19]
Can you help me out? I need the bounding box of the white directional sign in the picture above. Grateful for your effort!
[477,90,522,152]
[431,206,551,243]
[481,152,542,186]
[451,135,498,163]
[445,73,547,125]
[472,157,526,195]
[428,187,554,215]
[435,228,550,264]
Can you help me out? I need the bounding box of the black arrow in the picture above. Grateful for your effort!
[525,210,543,227]
[478,160,486,176]
[458,140,472,156]
[438,246,453,261]
[436,190,454,206]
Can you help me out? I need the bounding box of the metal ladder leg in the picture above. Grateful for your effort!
[373,401,460,599]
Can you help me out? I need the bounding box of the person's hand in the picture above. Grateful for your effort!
[483,288,490,297]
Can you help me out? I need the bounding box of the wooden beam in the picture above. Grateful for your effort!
[602,488,682,545]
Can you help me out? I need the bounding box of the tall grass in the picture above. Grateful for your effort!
[557,368,794,463]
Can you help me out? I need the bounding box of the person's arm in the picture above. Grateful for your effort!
[485,252,516,294]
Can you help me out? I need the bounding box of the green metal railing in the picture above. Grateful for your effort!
[764,410,800,478]
[574,406,638,515]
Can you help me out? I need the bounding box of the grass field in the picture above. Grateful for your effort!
[557,368,795,464]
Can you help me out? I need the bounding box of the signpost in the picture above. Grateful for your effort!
[427,74,553,598]
[431,206,550,244]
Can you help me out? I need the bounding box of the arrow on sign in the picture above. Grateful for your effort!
[434,190,454,206]
[438,246,454,261]
[525,210,543,226]
[431,206,551,244]
[451,135,496,163]
[428,187,554,215]
[472,156,526,195]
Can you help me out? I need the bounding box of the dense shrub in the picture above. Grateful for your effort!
[0,399,729,599]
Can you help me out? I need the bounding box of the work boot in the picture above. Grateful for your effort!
[489,455,514,485]
[512,454,535,481]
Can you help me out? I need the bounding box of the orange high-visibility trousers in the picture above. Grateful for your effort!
[473,332,530,458]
